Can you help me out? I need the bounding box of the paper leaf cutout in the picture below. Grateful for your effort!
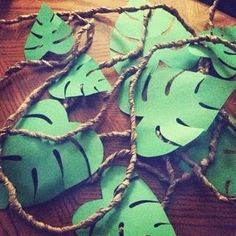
[179,127,236,196]
[110,0,199,74]
[49,54,111,99]
[0,99,103,207]
[120,67,235,157]
[24,3,74,60]
[73,166,176,236]
[189,26,236,79]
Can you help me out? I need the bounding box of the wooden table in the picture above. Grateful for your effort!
[0,0,235,235]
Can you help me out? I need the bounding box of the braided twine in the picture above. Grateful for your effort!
[0,0,235,233]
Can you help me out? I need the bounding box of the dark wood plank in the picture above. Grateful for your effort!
[0,1,236,236]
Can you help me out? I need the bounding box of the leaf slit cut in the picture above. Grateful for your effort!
[70,138,91,176]
[36,19,43,25]
[129,200,159,208]
[76,64,83,71]
[31,31,43,39]
[94,86,100,92]
[224,51,236,56]
[156,126,181,146]
[118,222,125,236]
[154,222,170,228]
[52,149,64,178]
[199,102,219,111]
[64,81,71,98]
[50,13,55,22]
[176,118,189,127]
[224,180,231,195]
[161,17,175,36]
[223,149,236,155]
[141,74,152,102]
[165,70,184,96]
[31,168,38,200]
[25,45,43,50]
[194,79,204,94]
[53,32,73,45]
[1,155,22,161]
[23,114,53,125]
[218,58,236,71]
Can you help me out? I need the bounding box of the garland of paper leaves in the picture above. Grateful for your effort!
[0,0,235,234]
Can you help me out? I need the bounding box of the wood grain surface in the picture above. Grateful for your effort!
[0,0,236,235]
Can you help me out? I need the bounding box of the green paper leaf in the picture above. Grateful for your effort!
[189,26,236,79]
[73,166,176,236]
[24,3,74,60]
[179,127,236,196]
[110,0,199,74]
[49,54,111,99]
[119,67,235,157]
[0,99,103,207]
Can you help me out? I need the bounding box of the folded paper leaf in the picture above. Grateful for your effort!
[119,67,235,157]
[73,166,176,236]
[110,0,199,74]
[24,3,74,60]
[49,54,111,99]
[0,99,103,207]
[179,127,236,197]
[189,26,236,79]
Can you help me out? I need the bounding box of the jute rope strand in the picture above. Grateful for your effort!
[2,33,235,144]
[0,4,196,36]
[0,4,196,91]
[200,119,224,170]
[0,1,235,234]
[181,153,230,202]
[161,157,177,208]
[208,0,220,28]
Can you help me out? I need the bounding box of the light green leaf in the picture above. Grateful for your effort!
[110,0,199,74]
[73,166,176,236]
[49,54,111,99]
[24,3,74,60]
[189,26,236,79]
[119,67,235,157]
[0,99,103,208]
[179,127,236,196]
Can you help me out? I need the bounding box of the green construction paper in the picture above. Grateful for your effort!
[73,166,176,236]
[110,0,199,74]
[24,3,74,60]
[189,25,236,79]
[119,67,235,157]
[49,54,111,99]
[0,99,103,208]
[179,127,236,196]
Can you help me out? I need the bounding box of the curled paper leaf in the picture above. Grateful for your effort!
[179,127,236,197]
[0,99,103,207]
[189,26,236,79]
[49,54,111,99]
[119,67,235,157]
[24,3,74,60]
[73,166,176,236]
[110,0,199,74]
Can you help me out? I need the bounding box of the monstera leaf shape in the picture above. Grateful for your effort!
[49,54,111,99]
[73,166,176,236]
[110,0,199,74]
[0,99,103,208]
[119,67,235,157]
[189,25,236,79]
[24,3,74,60]
[179,127,236,196]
